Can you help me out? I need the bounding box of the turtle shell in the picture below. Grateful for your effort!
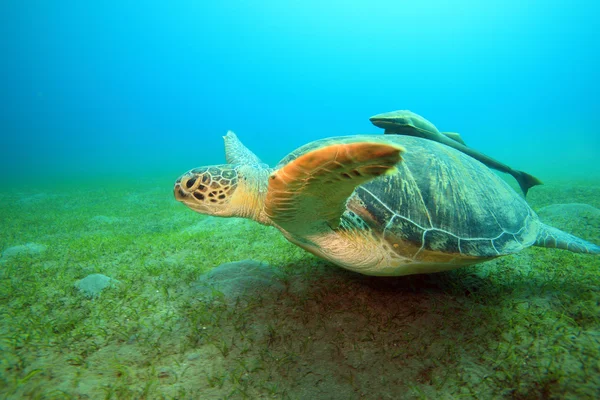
[276,135,540,260]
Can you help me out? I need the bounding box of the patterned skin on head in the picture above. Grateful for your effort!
[174,165,239,213]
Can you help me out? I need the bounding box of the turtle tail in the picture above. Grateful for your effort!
[535,223,600,255]
[513,170,543,197]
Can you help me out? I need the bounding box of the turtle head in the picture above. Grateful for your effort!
[174,164,271,223]
[174,165,241,216]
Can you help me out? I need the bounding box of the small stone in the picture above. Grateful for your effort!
[75,274,120,298]
[187,352,201,361]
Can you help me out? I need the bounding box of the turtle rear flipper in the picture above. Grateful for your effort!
[535,224,600,254]
[265,142,403,234]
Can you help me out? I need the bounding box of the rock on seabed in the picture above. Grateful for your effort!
[75,274,120,298]
[1,243,47,259]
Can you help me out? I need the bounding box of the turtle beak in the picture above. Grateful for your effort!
[174,173,195,202]
[174,179,188,202]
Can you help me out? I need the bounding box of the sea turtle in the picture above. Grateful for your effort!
[370,110,543,196]
[174,131,599,276]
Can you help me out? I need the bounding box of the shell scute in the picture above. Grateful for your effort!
[276,135,539,259]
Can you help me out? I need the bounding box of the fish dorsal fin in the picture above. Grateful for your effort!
[265,141,403,234]
[441,132,467,146]
[223,131,262,165]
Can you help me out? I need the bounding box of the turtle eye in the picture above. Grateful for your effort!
[185,177,197,189]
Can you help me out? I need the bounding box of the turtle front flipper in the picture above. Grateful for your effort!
[265,142,404,234]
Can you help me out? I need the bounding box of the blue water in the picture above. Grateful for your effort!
[2,0,599,184]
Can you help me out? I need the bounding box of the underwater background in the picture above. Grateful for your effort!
[1,1,600,399]
[2,0,599,184]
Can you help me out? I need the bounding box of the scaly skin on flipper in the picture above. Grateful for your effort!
[369,110,543,196]
[536,224,600,254]
[265,142,403,233]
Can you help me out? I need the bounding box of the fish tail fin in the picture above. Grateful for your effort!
[535,224,600,254]
[514,170,543,197]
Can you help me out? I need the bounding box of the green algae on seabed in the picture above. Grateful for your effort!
[0,179,599,399]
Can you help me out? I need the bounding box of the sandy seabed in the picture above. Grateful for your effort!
[1,178,599,399]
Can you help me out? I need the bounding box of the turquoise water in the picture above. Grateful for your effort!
[2,0,599,183]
